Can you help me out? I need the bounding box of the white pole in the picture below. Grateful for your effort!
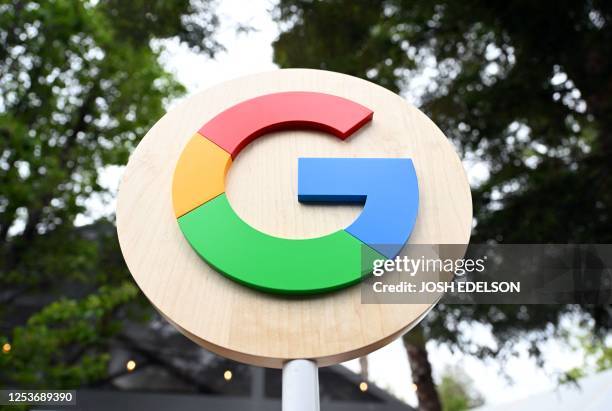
[282,359,320,411]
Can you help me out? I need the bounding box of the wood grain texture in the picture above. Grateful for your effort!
[116,69,472,368]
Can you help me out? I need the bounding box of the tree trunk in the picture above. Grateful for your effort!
[359,356,369,381]
[402,325,441,411]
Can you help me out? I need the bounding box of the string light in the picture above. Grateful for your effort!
[359,382,368,392]
[224,370,233,381]
[126,360,136,372]
[2,343,10,354]
[411,383,418,392]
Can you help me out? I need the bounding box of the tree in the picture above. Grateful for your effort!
[272,1,612,410]
[559,331,612,386]
[0,0,220,390]
[437,366,484,411]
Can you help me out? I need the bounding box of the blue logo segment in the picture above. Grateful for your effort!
[297,158,419,258]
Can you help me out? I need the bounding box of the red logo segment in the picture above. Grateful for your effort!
[198,91,374,158]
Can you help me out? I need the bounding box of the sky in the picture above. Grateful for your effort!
[90,0,587,407]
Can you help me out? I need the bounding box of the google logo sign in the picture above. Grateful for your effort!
[117,70,472,367]
[172,92,419,294]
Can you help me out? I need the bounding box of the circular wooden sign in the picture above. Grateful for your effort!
[116,69,472,367]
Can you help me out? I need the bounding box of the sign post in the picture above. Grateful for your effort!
[282,360,319,411]
[116,69,472,408]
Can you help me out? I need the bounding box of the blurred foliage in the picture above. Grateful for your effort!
[437,366,484,411]
[589,340,612,371]
[273,1,612,409]
[0,282,137,387]
[0,0,219,389]
[560,332,612,385]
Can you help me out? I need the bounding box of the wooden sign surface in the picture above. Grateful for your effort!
[116,69,472,367]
